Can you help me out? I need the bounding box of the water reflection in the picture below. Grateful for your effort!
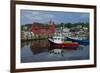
[21,39,89,63]
[21,39,50,55]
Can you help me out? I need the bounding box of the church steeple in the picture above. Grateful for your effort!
[49,20,55,25]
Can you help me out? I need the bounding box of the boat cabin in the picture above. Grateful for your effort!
[51,34,65,43]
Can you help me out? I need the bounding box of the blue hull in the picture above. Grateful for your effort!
[66,37,89,45]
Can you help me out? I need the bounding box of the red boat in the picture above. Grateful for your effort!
[48,34,79,49]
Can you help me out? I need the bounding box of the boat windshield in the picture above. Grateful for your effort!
[53,36,64,41]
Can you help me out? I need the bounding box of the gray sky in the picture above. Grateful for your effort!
[21,10,89,25]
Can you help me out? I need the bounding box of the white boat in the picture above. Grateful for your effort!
[48,33,79,49]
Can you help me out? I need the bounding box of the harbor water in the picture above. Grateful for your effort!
[21,39,89,63]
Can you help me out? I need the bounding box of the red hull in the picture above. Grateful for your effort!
[48,40,79,49]
[60,43,79,47]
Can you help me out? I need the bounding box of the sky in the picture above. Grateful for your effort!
[21,10,89,25]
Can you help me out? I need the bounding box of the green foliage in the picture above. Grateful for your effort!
[56,22,89,28]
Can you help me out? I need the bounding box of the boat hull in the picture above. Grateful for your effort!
[67,37,89,45]
[48,39,79,49]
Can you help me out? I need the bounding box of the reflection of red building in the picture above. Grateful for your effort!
[30,21,56,36]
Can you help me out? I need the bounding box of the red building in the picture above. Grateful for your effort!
[30,21,56,37]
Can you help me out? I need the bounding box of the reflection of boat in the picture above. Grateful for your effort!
[66,36,89,45]
[48,34,79,49]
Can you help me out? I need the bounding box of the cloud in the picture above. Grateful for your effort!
[22,10,55,23]
[44,14,55,18]
[21,10,89,25]
[81,13,89,19]
[31,11,41,15]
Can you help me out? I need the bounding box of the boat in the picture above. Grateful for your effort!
[66,36,89,45]
[48,34,79,49]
